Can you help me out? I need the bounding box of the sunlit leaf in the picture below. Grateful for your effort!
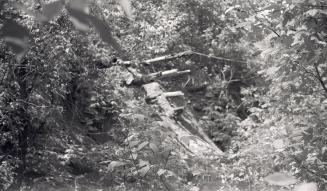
[305,9,318,17]
[138,159,149,167]
[132,153,137,159]
[41,0,65,22]
[273,139,285,150]
[108,161,127,171]
[137,141,149,151]
[294,182,317,191]
[264,173,297,186]
[118,0,133,19]
[130,114,146,121]
[138,165,151,177]
[224,5,240,14]
[157,169,167,176]
[129,140,139,147]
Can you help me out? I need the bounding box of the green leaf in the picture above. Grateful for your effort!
[264,173,297,186]
[305,9,318,17]
[108,161,127,171]
[138,165,151,177]
[294,182,317,191]
[157,169,167,176]
[137,141,149,151]
[129,140,139,147]
[224,5,240,14]
[138,159,149,167]
[273,139,285,150]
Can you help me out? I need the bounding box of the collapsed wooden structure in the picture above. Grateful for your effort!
[143,82,223,156]
[120,51,241,157]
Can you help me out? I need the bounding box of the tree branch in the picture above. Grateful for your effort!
[314,64,327,96]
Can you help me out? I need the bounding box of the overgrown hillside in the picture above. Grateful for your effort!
[0,0,326,191]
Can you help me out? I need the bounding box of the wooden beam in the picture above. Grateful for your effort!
[143,82,223,156]
[126,69,191,86]
[145,91,184,104]
[142,51,193,64]
[141,51,247,65]
[162,91,184,98]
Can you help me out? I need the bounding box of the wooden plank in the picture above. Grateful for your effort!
[162,91,184,98]
[143,82,223,156]
[143,82,163,99]
[141,51,246,65]
[142,51,192,64]
[126,69,191,86]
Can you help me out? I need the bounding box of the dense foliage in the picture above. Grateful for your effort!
[1,0,327,190]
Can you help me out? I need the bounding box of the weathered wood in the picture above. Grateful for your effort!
[162,91,184,98]
[148,69,190,80]
[143,83,182,116]
[141,51,246,65]
[160,116,223,156]
[160,69,191,79]
[143,82,223,156]
[171,106,184,116]
[96,58,135,69]
[122,57,223,157]
[142,51,193,64]
[143,82,163,99]
[148,69,178,78]
[179,114,220,152]
[126,69,190,86]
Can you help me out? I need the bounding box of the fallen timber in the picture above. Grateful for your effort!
[120,51,226,157]
[98,51,245,69]
[141,50,247,65]
[126,69,191,86]
[143,82,223,156]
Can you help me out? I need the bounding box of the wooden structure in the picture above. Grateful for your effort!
[122,52,231,157]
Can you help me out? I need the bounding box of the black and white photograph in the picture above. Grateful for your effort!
[0,0,325,190]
